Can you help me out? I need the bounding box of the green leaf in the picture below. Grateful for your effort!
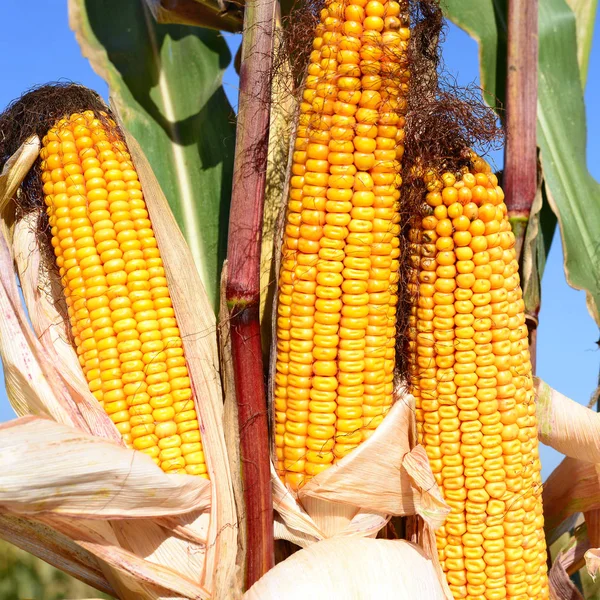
[565,0,599,84]
[441,0,507,110]
[69,0,236,310]
[538,0,600,325]
[520,182,558,321]
[443,0,600,325]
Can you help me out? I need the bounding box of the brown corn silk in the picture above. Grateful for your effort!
[408,157,549,599]
[39,111,208,478]
[274,0,410,490]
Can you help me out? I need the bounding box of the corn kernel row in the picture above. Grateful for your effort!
[40,112,207,478]
[408,157,548,599]
[275,0,410,489]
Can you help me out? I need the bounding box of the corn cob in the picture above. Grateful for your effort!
[409,156,548,599]
[39,111,207,478]
[274,0,410,490]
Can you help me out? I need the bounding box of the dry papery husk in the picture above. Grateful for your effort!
[244,537,446,599]
[273,394,449,543]
[533,378,600,587]
[0,123,238,599]
[547,519,587,600]
[270,391,452,598]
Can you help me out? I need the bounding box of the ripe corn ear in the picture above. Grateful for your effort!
[39,111,207,478]
[408,156,549,599]
[274,0,410,490]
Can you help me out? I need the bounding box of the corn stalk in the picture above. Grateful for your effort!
[224,0,277,588]
[504,0,540,369]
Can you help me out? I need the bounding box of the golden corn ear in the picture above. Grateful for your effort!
[274,0,410,490]
[39,111,208,478]
[409,157,548,599]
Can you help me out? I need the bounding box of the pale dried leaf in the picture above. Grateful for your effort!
[272,467,325,546]
[0,514,115,597]
[0,416,210,518]
[543,458,600,534]
[273,514,319,548]
[106,516,209,590]
[13,213,85,387]
[0,135,39,213]
[586,547,600,579]
[273,462,390,546]
[299,497,361,538]
[298,396,449,529]
[244,538,447,600]
[550,558,585,599]
[536,379,600,538]
[537,378,600,462]
[553,524,591,574]
[0,232,86,429]
[124,133,238,598]
[47,515,210,600]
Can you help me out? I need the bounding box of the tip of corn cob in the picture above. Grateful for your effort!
[1,84,210,479]
[0,83,108,215]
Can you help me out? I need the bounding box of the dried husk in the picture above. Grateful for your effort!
[549,559,585,600]
[585,547,600,580]
[0,416,210,518]
[272,394,449,539]
[259,11,296,349]
[270,390,452,598]
[546,519,589,599]
[533,377,600,592]
[536,378,600,537]
[537,377,600,462]
[544,459,600,536]
[243,537,447,599]
[0,122,237,599]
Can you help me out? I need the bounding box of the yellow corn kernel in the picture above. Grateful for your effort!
[410,158,548,599]
[275,0,409,489]
[42,112,208,479]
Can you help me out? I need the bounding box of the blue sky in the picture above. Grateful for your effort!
[0,1,598,481]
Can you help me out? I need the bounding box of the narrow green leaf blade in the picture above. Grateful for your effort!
[441,0,507,111]
[69,0,236,309]
[565,0,599,83]
[537,0,600,324]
